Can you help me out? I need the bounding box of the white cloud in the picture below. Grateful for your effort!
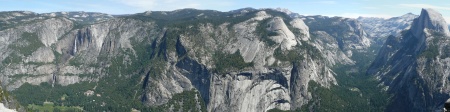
[399,4,450,10]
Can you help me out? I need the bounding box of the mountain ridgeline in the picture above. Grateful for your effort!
[0,8,447,112]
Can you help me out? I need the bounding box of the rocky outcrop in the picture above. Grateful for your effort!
[290,18,310,41]
[266,17,297,50]
[367,8,450,111]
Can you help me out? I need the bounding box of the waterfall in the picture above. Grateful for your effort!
[73,37,77,55]
[52,74,56,87]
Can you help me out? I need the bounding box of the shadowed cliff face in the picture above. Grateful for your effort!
[368,8,450,111]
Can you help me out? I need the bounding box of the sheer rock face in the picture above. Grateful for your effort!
[411,8,450,38]
[368,8,450,112]
[0,17,155,90]
[0,8,371,111]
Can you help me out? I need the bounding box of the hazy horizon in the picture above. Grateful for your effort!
[1,0,450,23]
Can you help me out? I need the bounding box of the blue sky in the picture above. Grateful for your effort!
[1,0,450,22]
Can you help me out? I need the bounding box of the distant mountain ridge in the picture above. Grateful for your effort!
[358,13,418,44]
[0,11,113,30]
